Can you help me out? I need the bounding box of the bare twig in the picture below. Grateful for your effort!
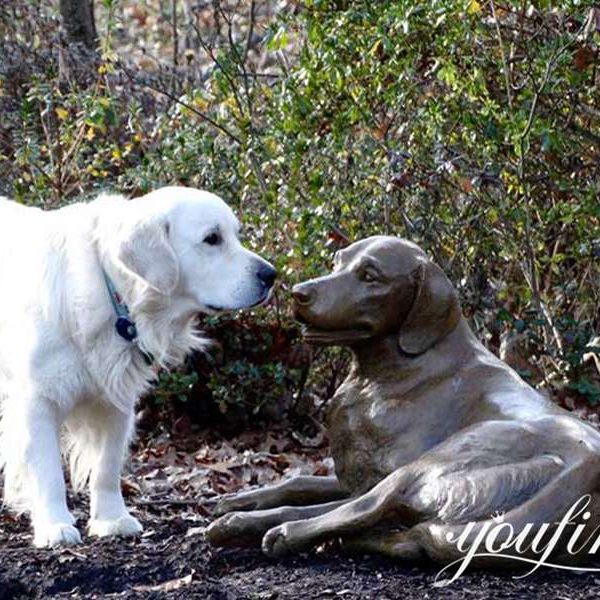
[517,35,579,358]
[134,498,209,507]
[243,0,257,64]
[490,0,513,108]
[172,0,179,66]
[119,63,242,145]
[191,18,246,118]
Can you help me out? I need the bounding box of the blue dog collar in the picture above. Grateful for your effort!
[102,269,154,366]
[102,269,138,341]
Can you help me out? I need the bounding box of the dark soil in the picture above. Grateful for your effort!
[2,430,600,599]
[2,501,600,600]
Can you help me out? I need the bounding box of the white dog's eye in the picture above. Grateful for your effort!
[204,232,222,246]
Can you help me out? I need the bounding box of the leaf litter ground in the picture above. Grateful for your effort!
[1,429,600,599]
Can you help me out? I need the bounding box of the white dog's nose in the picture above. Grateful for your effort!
[257,263,277,289]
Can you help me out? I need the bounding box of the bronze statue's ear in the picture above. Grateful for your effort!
[398,261,462,355]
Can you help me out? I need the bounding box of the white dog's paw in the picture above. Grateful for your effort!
[88,514,143,538]
[33,523,82,548]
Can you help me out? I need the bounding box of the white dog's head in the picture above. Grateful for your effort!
[103,186,276,314]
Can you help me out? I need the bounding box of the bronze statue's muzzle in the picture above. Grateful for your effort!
[291,277,375,346]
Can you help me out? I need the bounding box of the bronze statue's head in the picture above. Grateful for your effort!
[292,236,462,355]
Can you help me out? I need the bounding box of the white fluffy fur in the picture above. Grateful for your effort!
[0,186,274,547]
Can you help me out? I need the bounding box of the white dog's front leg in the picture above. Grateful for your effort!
[20,405,81,547]
[87,405,142,538]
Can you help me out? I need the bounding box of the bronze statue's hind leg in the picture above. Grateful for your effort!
[206,499,349,547]
[214,475,348,516]
[410,458,600,565]
[262,457,600,560]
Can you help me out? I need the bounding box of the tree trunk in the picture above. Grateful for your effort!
[59,0,97,49]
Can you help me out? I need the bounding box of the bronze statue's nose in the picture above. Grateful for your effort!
[292,284,315,306]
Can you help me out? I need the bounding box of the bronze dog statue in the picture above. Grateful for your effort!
[207,237,600,567]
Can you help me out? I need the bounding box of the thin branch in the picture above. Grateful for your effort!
[220,3,253,117]
[243,0,257,64]
[119,63,242,145]
[191,20,246,118]
[490,0,513,108]
[517,37,577,358]
[172,0,179,66]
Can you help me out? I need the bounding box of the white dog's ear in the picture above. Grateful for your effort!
[118,216,179,295]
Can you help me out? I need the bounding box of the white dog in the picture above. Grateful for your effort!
[0,186,276,547]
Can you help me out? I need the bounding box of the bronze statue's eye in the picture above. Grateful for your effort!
[360,268,378,283]
[204,232,221,246]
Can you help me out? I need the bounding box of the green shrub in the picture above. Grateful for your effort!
[1,0,598,426]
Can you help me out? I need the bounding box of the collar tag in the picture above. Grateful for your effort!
[115,315,138,342]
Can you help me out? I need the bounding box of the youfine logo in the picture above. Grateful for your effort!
[434,495,600,587]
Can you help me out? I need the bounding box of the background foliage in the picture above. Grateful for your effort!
[0,0,598,431]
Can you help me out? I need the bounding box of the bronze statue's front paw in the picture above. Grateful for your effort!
[214,493,258,517]
[262,524,292,557]
[206,512,248,547]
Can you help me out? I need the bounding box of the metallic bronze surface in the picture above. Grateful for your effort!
[207,237,600,566]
